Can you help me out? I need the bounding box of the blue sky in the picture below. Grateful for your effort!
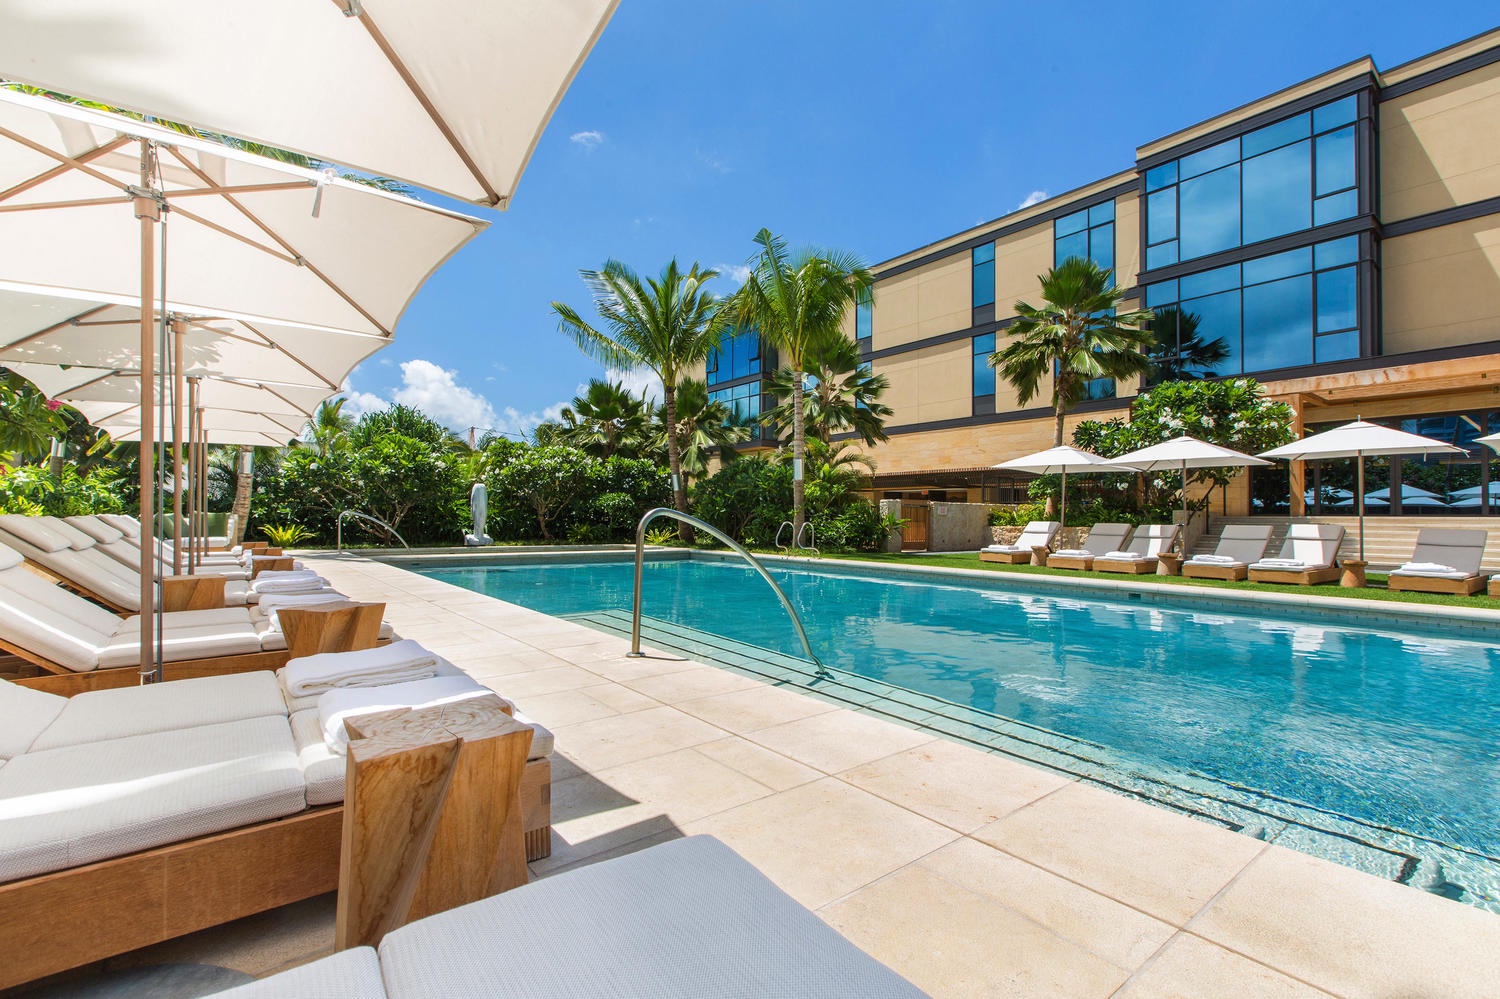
[344,0,1499,437]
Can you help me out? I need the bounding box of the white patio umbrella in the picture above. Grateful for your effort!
[1477,432,1500,453]
[1365,484,1443,501]
[995,445,1133,530]
[0,0,619,206]
[1259,420,1466,560]
[0,87,485,669]
[1112,435,1270,533]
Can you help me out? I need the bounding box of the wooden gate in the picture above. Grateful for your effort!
[900,502,930,551]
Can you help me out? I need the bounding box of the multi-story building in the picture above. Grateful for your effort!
[849,26,1500,518]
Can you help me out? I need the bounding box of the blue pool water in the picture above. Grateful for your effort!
[419,555,1500,904]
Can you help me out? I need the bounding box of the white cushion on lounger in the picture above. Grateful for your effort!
[289,708,346,807]
[514,711,553,759]
[63,516,124,545]
[318,675,499,753]
[1392,562,1468,579]
[1100,550,1144,560]
[28,672,287,752]
[375,835,925,999]
[1053,548,1092,557]
[98,513,141,538]
[278,656,462,713]
[0,514,70,552]
[96,621,264,669]
[0,681,66,759]
[0,716,306,882]
[1187,553,1238,564]
[213,946,386,999]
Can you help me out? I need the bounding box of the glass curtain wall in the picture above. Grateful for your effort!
[1054,200,1118,399]
[706,328,764,441]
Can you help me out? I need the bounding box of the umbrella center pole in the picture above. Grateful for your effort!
[135,140,165,684]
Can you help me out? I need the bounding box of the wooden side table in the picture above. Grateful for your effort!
[1157,553,1183,577]
[278,601,386,658]
[1340,559,1368,588]
[1030,545,1050,567]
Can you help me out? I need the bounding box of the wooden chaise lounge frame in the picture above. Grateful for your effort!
[0,662,553,988]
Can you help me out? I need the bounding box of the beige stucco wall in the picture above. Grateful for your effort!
[1381,217,1500,353]
[1381,60,1500,222]
[992,221,1053,316]
[851,407,1128,476]
[873,341,973,426]
[870,251,969,350]
[1114,192,1142,290]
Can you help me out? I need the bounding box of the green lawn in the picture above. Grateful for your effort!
[829,551,1500,610]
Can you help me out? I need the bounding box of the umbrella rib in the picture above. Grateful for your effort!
[0,194,136,213]
[164,181,315,199]
[0,125,131,199]
[348,9,502,207]
[0,303,115,351]
[0,135,132,204]
[163,146,392,335]
[238,319,340,390]
[167,204,301,265]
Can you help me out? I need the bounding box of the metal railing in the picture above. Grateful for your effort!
[628,507,824,672]
[336,509,410,551]
[774,520,819,556]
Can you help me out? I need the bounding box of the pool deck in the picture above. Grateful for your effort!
[99,551,1500,997]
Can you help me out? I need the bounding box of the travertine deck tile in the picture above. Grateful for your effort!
[745,706,937,774]
[1114,932,1332,998]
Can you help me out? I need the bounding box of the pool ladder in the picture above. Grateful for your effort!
[774,520,819,557]
[628,507,826,675]
[336,509,410,551]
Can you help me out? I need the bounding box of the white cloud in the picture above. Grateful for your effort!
[339,384,389,420]
[569,130,605,151]
[491,401,568,441]
[1016,189,1049,210]
[389,359,498,432]
[605,366,663,405]
[713,263,751,286]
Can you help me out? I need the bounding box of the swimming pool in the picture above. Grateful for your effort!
[415,553,1500,910]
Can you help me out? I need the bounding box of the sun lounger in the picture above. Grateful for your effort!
[1046,522,1133,571]
[979,520,1060,563]
[1247,523,1345,585]
[213,835,923,999]
[1093,523,1181,574]
[1182,524,1275,581]
[68,514,253,581]
[1387,529,1490,595]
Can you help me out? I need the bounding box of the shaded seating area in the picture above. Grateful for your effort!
[1387,529,1491,595]
[1093,523,1181,574]
[1047,523,1133,571]
[1182,524,1275,581]
[979,520,1059,563]
[214,836,923,999]
[1247,524,1346,586]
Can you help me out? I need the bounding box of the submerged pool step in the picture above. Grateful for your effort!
[569,607,1494,907]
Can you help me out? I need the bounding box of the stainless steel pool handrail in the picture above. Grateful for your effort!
[337,509,410,551]
[774,520,794,554]
[628,507,824,671]
[795,522,818,556]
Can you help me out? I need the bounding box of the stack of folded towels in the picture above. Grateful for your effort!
[1189,554,1237,564]
[1395,561,1460,576]
[1255,557,1307,568]
[1052,548,1092,557]
[252,569,332,595]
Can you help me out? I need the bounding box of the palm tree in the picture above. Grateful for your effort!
[650,377,753,478]
[763,329,892,446]
[731,230,872,537]
[303,397,353,456]
[556,379,652,459]
[990,255,1156,453]
[552,260,730,537]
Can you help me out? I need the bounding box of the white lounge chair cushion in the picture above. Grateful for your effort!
[28,672,287,753]
[97,620,264,669]
[289,708,346,807]
[0,681,66,759]
[0,514,71,552]
[514,711,554,759]
[1392,562,1469,579]
[213,946,386,999]
[63,516,125,545]
[98,513,141,538]
[0,562,122,670]
[376,835,925,999]
[318,674,501,753]
[0,716,306,882]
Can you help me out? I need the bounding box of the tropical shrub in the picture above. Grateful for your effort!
[988,502,1047,527]
[0,465,128,517]
[261,523,316,547]
[692,455,793,548]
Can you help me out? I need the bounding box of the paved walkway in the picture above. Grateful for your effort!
[300,552,1500,998]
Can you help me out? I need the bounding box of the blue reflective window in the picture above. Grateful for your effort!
[1315,329,1359,363]
[1313,189,1358,226]
[1145,161,1177,192]
[972,244,995,308]
[1093,227,1114,272]
[1146,240,1178,269]
[856,295,872,340]
[1183,289,1243,375]
[1243,274,1313,372]
[1315,126,1355,196]
[1313,95,1357,133]
[1314,235,1358,269]
[1243,246,1311,286]
[1055,209,1088,237]
[1179,164,1240,259]
[1242,140,1311,244]
[1088,200,1115,226]
[1145,280,1179,307]
[1180,137,1239,180]
[973,333,995,398]
[1242,112,1309,158]
[1316,267,1357,332]
[708,329,759,385]
[1180,262,1240,299]
[1054,229,1088,267]
[1147,189,1176,244]
[1083,377,1116,400]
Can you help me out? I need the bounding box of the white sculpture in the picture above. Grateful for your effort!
[464,481,491,546]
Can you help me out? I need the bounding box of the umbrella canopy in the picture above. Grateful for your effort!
[996,446,1132,530]
[1477,432,1500,453]
[1449,483,1500,499]
[0,0,618,206]
[1365,484,1443,501]
[1332,493,1449,509]
[1304,487,1354,504]
[1259,420,1466,559]
[1113,435,1269,532]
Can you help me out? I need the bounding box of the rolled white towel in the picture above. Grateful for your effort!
[1189,554,1238,564]
[254,568,320,583]
[1398,561,1460,575]
[284,638,439,697]
[318,673,503,752]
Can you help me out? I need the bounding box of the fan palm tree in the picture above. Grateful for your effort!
[763,329,892,446]
[650,377,752,478]
[552,260,731,537]
[1147,306,1230,381]
[730,230,872,537]
[556,379,652,459]
[991,256,1156,451]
